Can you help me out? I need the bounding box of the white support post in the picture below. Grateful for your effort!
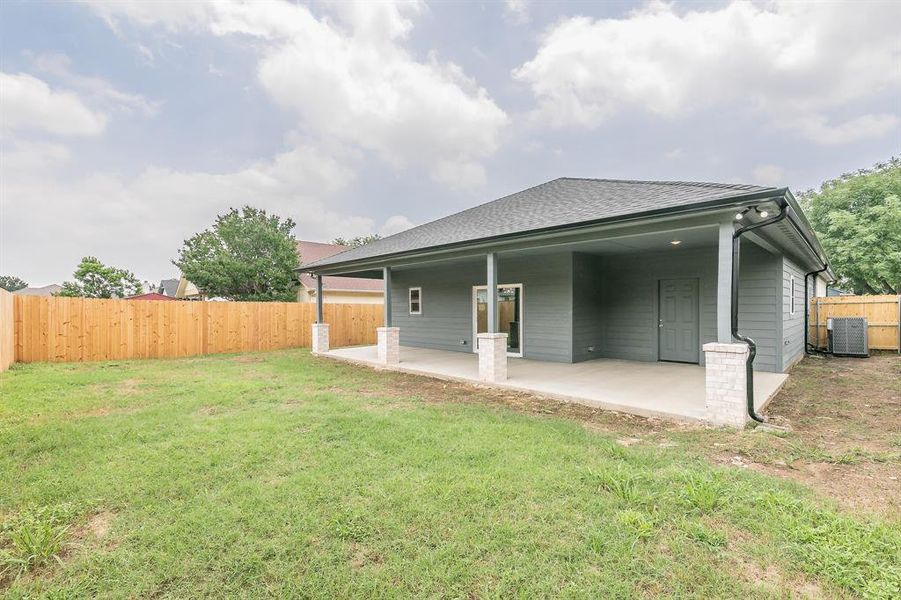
[477,332,508,382]
[377,326,400,365]
[311,323,330,354]
[717,219,735,343]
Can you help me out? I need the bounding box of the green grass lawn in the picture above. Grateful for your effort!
[1,350,898,598]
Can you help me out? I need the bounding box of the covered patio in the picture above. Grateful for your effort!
[323,344,788,423]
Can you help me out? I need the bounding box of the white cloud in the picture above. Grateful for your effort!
[82,0,212,33]
[504,0,530,24]
[0,143,380,283]
[787,113,901,146]
[513,1,901,144]
[0,139,71,171]
[83,1,508,187]
[379,215,415,237]
[0,72,108,136]
[751,164,786,186]
[32,53,160,117]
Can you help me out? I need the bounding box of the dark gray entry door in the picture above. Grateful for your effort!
[658,278,699,363]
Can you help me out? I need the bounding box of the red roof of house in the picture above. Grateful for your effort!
[297,240,383,292]
[126,292,177,301]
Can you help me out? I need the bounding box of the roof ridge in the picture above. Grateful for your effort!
[557,177,772,190]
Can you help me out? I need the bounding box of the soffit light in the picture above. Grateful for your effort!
[670,240,682,246]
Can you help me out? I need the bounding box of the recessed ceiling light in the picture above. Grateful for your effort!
[671,240,682,245]
[735,212,744,220]
[759,210,769,218]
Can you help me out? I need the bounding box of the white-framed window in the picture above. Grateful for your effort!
[409,287,422,315]
[790,275,796,315]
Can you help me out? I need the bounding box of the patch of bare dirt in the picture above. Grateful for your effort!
[349,542,384,570]
[748,460,900,518]
[89,378,143,396]
[86,511,114,541]
[278,399,305,409]
[765,354,900,456]
[748,354,901,519]
[739,559,830,599]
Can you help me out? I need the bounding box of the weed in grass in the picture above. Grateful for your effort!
[0,506,74,579]
[677,471,726,514]
[582,465,647,506]
[679,519,727,549]
[615,509,657,548]
[329,512,372,542]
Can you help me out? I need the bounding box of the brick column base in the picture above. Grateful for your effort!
[311,323,330,354]
[377,327,400,365]
[477,332,508,383]
[702,342,750,427]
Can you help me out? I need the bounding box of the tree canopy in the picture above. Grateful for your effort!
[799,158,901,295]
[332,234,381,248]
[0,275,28,292]
[174,206,298,302]
[57,257,142,298]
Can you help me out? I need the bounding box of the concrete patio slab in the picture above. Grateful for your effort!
[322,345,788,423]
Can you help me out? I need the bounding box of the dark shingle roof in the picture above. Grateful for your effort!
[159,279,179,297]
[305,178,777,269]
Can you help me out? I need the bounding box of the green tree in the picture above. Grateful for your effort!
[174,206,298,301]
[57,257,142,298]
[0,275,28,292]
[799,158,901,294]
[332,234,381,248]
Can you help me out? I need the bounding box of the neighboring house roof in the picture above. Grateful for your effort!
[12,284,62,296]
[159,279,180,297]
[126,292,176,301]
[297,241,384,292]
[304,178,778,269]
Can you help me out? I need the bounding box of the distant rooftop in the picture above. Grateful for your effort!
[296,241,383,292]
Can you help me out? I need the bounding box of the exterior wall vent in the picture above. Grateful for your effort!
[828,317,869,357]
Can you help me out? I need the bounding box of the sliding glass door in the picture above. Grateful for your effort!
[472,284,523,356]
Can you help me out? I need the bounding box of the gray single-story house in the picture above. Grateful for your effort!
[302,178,833,427]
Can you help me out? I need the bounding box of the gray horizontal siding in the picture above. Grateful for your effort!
[572,253,605,362]
[782,257,806,370]
[590,247,718,365]
[737,240,781,373]
[387,241,785,373]
[390,253,573,362]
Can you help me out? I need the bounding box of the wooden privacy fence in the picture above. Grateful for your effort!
[9,295,383,364]
[0,290,13,372]
[808,294,901,352]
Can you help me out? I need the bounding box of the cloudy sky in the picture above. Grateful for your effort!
[1,0,899,286]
